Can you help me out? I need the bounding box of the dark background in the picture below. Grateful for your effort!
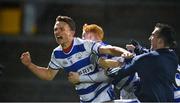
[0,0,180,102]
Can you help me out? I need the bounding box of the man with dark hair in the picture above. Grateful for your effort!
[100,23,178,102]
[150,23,177,50]
[20,15,132,102]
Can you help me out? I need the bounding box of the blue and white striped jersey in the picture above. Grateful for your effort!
[48,37,114,102]
[174,65,180,102]
[174,87,180,102]
[109,67,140,99]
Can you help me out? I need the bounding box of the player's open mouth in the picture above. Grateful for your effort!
[57,36,63,39]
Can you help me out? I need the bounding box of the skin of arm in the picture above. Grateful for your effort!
[99,45,133,58]
[98,58,122,70]
[20,51,59,80]
[96,45,133,70]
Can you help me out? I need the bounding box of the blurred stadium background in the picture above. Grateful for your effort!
[0,0,179,102]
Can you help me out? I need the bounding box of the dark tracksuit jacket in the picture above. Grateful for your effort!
[109,48,178,102]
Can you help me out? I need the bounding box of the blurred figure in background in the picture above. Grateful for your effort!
[82,23,104,42]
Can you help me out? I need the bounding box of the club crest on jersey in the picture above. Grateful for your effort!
[75,53,83,60]
[67,56,74,64]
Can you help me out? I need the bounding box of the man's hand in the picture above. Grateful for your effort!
[68,72,80,84]
[121,52,134,59]
[20,51,32,67]
[126,44,135,53]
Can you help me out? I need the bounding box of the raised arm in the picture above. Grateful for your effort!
[98,58,122,70]
[20,51,59,80]
[89,51,125,70]
[99,45,133,57]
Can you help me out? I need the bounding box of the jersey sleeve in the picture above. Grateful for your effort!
[91,42,103,54]
[175,65,180,87]
[48,51,62,70]
[83,40,103,54]
[106,55,142,83]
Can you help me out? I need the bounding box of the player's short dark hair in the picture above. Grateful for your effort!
[56,15,76,31]
[155,23,177,48]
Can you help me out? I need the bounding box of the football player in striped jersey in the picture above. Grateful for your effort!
[20,16,132,102]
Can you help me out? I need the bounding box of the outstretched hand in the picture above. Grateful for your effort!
[20,51,32,67]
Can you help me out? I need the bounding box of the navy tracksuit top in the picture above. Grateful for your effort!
[113,48,178,102]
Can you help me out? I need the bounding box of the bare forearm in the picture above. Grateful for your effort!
[20,51,58,80]
[109,46,130,56]
[27,63,55,80]
[99,46,130,56]
[98,58,120,70]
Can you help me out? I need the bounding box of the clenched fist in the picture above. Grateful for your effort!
[20,51,32,67]
[68,72,80,84]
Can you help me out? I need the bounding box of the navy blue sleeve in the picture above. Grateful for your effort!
[118,57,138,77]
[107,55,141,83]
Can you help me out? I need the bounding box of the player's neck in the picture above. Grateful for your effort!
[63,39,74,53]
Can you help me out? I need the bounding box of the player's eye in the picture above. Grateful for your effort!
[54,28,57,31]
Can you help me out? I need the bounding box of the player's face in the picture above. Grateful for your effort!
[82,31,100,41]
[149,27,160,50]
[54,21,74,46]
